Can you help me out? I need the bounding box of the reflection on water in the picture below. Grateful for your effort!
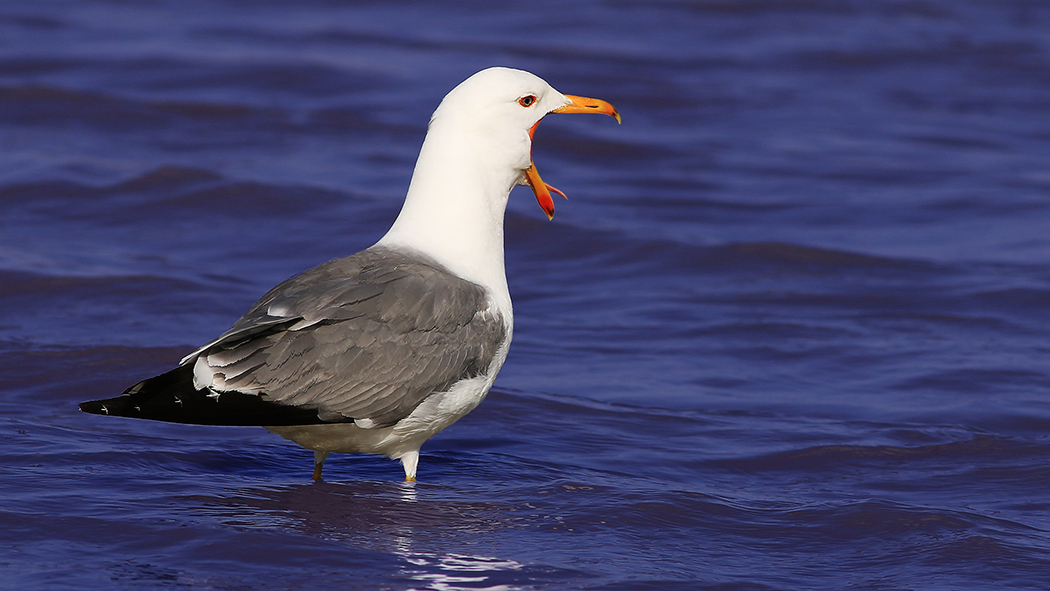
[403,554,526,591]
[187,481,531,591]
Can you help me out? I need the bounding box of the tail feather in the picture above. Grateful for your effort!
[78,364,340,426]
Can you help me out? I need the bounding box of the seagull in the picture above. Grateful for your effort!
[79,67,620,482]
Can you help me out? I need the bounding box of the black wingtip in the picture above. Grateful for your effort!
[78,365,346,427]
[78,399,107,415]
[79,395,146,418]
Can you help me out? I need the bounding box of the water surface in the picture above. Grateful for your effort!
[2,1,1049,589]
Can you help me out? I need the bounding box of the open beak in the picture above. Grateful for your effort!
[524,94,620,220]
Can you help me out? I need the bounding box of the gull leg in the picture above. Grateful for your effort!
[401,450,419,482]
[312,451,330,481]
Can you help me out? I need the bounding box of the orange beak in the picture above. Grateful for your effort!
[524,94,620,220]
[552,94,622,123]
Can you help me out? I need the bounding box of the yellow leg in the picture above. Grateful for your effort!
[312,451,330,481]
[401,450,419,482]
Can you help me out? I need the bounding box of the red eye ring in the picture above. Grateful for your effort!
[518,95,537,108]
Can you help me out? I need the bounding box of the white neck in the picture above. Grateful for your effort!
[375,116,527,309]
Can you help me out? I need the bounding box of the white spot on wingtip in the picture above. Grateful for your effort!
[174,395,183,407]
[100,404,109,415]
[354,418,376,429]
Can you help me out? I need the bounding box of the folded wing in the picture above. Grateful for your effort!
[80,247,507,428]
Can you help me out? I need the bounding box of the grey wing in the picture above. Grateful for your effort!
[185,247,508,427]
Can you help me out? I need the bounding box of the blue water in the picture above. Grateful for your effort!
[3,1,1050,589]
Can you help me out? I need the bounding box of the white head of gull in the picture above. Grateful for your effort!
[381,66,619,304]
[79,67,620,482]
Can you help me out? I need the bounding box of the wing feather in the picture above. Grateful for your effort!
[189,246,507,427]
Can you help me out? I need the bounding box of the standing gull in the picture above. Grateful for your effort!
[79,67,619,481]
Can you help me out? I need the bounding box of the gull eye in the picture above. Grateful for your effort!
[518,95,537,108]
